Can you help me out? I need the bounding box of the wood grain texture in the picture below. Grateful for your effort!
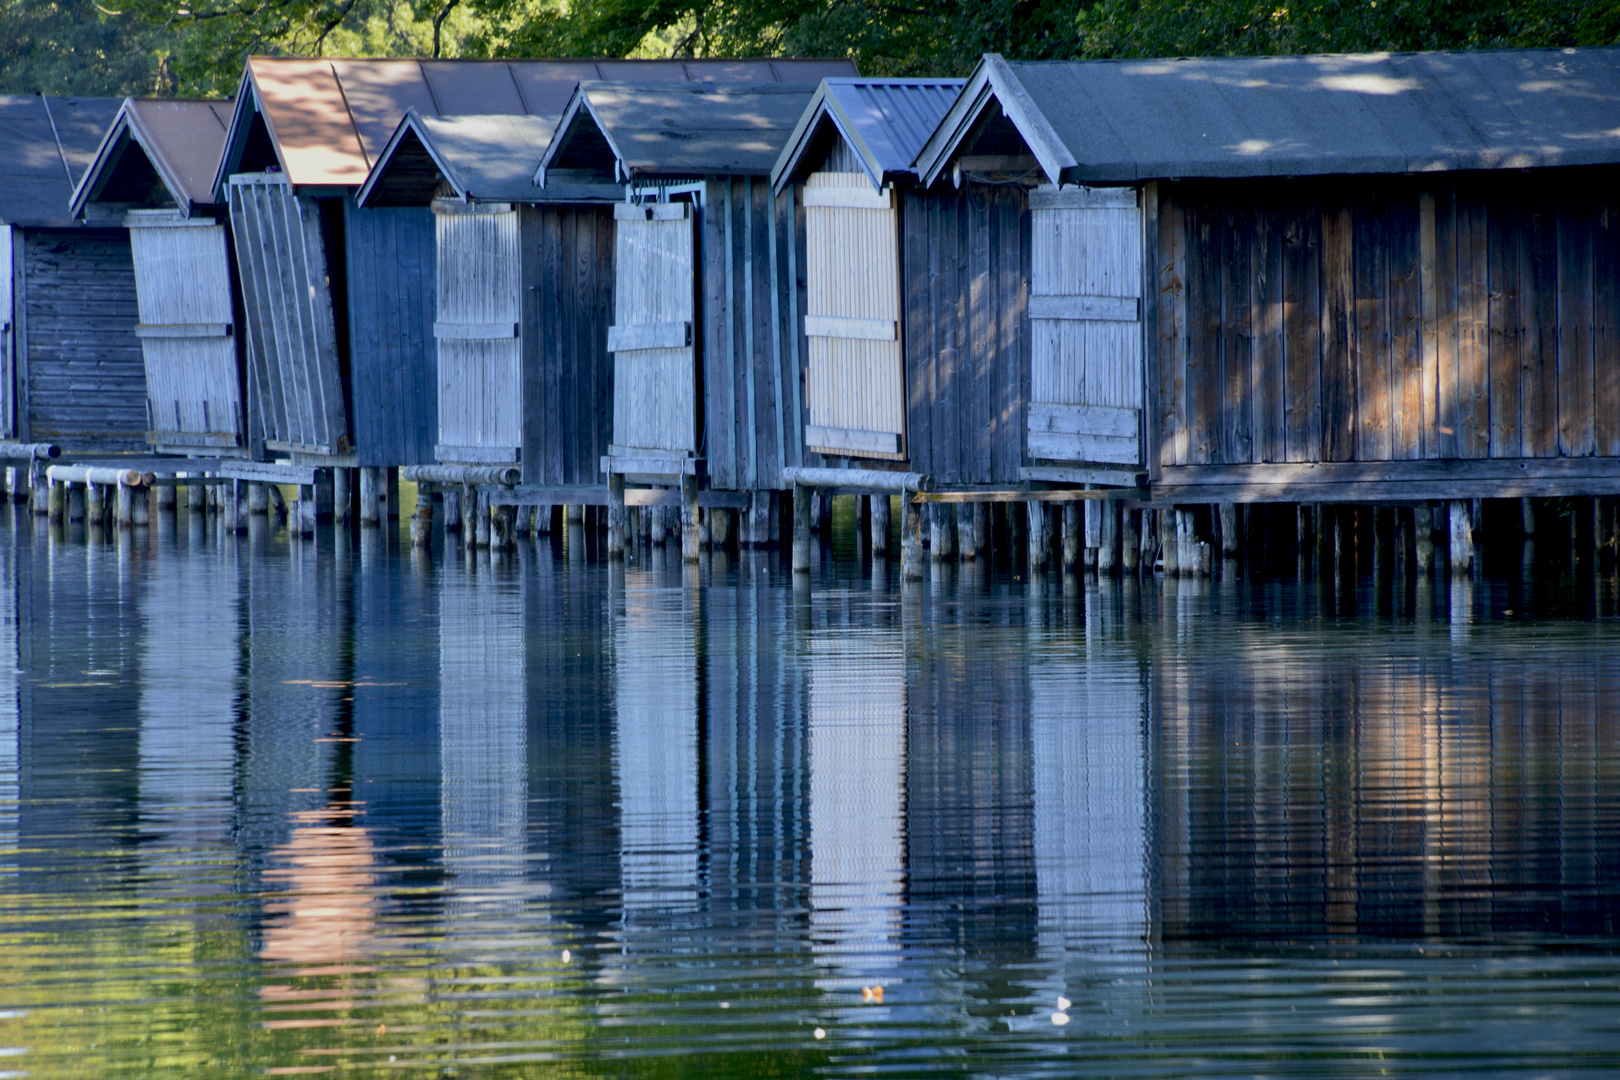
[613,201,696,458]
[436,206,521,464]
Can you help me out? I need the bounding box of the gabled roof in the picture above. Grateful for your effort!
[357,110,623,206]
[0,95,123,227]
[538,80,843,184]
[771,78,964,194]
[216,56,858,200]
[70,98,233,218]
[917,48,1620,187]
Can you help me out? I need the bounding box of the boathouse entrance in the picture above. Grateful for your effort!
[433,202,522,467]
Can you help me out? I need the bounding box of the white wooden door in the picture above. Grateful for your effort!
[435,204,522,464]
[1028,186,1143,465]
[129,215,243,451]
[803,173,906,460]
[0,225,12,439]
[609,202,696,461]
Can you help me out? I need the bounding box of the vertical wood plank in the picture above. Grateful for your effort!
[1158,186,1188,469]
[1419,189,1439,458]
[1434,186,1460,459]
[1457,187,1491,459]
[1487,189,1523,458]
[1593,199,1620,457]
[1522,196,1559,459]
[1254,197,1285,463]
[1143,182,1163,479]
[1183,199,1211,464]
[1321,203,1355,462]
[1389,188,1422,461]
[1558,188,1596,457]
[1221,201,1253,464]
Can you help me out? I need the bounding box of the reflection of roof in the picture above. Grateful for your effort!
[71,98,233,217]
[218,56,858,197]
[357,111,621,207]
[772,78,964,193]
[0,95,124,226]
[540,81,836,183]
[918,49,1620,186]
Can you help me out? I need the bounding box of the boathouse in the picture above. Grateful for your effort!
[915,49,1620,572]
[69,98,241,458]
[537,77,853,553]
[0,95,144,456]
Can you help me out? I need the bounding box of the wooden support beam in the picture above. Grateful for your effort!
[793,482,811,573]
[871,492,890,556]
[607,474,626,559]
[901,491,923,580]
[681,476,700,563]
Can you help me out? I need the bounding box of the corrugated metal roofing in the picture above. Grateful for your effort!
[70,98,233,217]
[219,56,858,197]
[771,78,964,192]
[539,81,837,183]
[0,95,123,226]
[917,48,1620,186]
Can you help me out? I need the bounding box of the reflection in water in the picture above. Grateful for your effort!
[259,801,379,972]
[0,533,14,877]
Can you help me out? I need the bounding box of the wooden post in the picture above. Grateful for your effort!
[292,485,313,537]
[86,481,104,525]
[359,467,381,525]
[410,484,433,549]
[1162,510,1180,576]
[1448,500,1472,576]
[1027,500,1050,573]
[314,470,334,522]
[491,503,515,550]
[793,482,812,573]
[29,471,46,515]
[1179,510,1200,577]
[1121,507,1139,573]
[964,502,988,562]
[712,505,732,549]
[1099,500,1120,575]
[441,486,461,534]
[247,483,269,516]
[901,491,924,580]
[1061,503,1081,571]
[114,483,133,528]
[267,484,288,521]
[681,476,701,562]
[155,484,176,515]
[46,478,63,523]
[1218,503,1239,556]
[698,506,712,549]
[931,502,956,560]
[333,468,351,526]
[566,504,583,524]
[607,474,627,559]
[472,487,491,548]
[1414,505,1434,574]
[65,482,84,523]
[871,493,890,556]
[187,482,205,515]
[533,503,551,535]
[748,491,770,549]
[1083,499,1101,569]
[1296,504,1313,563]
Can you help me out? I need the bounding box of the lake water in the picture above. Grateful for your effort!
[3,502,1620,1077]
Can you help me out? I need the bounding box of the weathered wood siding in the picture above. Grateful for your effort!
[128,217,243,451]
[525,205,614,487]
[434,204,522,465]
[20,228,146,449]
[228,175,348,456]
[702,177,812,491]
[901,183,1031,486]
[346,201,437,468]
[1029,186,1143,466]
[1155,171,1620,471]
[803,173,906,461]
[1,226,13,439]
[611,202,697,461]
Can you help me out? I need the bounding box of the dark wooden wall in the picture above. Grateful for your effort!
[344,201,438,468]
[901,184,1030,486]
[522,204,615,488]
[701,176,814,491]
[20,229,146,450]
[1155,170,1620,473]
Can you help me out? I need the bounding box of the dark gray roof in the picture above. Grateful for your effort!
[917,49,1620,186]
[71,98,234,217]
[0,95,123,226]
[771,78,964,193]
[356,111,622,206]
[538,80,846,183]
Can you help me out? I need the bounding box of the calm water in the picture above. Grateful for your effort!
[3,503,1620,1078]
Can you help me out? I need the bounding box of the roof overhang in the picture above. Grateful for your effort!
[70,99,202,219]
[356,110,455,208]
[770,81,881,195]
[915,54,1076,189]
[211,67,278,202]
[534,84,626,188]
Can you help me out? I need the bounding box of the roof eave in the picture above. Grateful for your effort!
[534,87,627,189]
[916,55,1076,188]
[211,63,292,201]
[769,81,834,195]
[356,109,466,209]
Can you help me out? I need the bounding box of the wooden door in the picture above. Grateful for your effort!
[434,204,521,464]
[128,214,244,452]
[609,202,696,461]
[0,226,12,439]
[1028,186,1143,466]
[228,175,348,456]
[803,173,905,460]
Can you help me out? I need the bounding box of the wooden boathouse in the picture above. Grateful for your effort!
[914,48,1620,575]
[70,98,242,459]
[537,77,854,557]
[0,95,145,461]
[357,59,851,549]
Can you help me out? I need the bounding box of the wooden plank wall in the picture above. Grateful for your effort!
[613,204,698,459]
[525,205,614,487]
[228,176,349,457]
[1,226,13,440]
[129,221,243,449]
[702,177,813,491]
[901,183,1031,486]
[21,229,146,449]
[435,206,522,465]
[345,201,437,468]
[1156,172,1620,471]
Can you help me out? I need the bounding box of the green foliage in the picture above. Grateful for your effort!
[0,0,180,96]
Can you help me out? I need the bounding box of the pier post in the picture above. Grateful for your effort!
[294,485,315,537]
[533,503,551,536]
[566,504,583,525]
[471,486,491,548]
[410,485,432,549]
[1099,500,1120,575]
[1061,503,1081,571]
[491,503,516,550]
[1162,510,1180,576]
[156,484,176,516]
[441,486,461,534]
[333,468,351,526]
[1218,503,1239,557]
[932,502,956,560]
[47,478,63,523]
[86,482,103,526]
[115,483,133,528]
[187,481,205,515]
[359,467,381,525]
[747,491,770,548]
[871,493,890,556]
[607,475,627,559]
[65,482,84,523]
[1521,496,1536,537]
[712,506,732,550]
[1027,500,1051,573]
[1447,500,1473,576]
[267,484,288,522]
[681,476,701,563]
[901,491,924,580]
[698,506,712,549]
[965,502,988,562]
[1121,507,1139,573]
[248,483,269,516]
[793,482,812,573]
[1084,499,1101,570]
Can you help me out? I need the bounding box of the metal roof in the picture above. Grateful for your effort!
[216,56,858,199]
[0,95,123,227]
[70,98,233,218]
[916,48,1620,187]
[357,111,622,207]
[771,78,964,193]
[539,80,844,184]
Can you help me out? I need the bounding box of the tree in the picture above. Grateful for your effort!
[0,0,180,96]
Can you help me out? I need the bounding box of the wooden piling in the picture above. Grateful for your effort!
[187,482,205,514]
[1218,503,1239,556]
[248,482,269,516]
[46,479,64,523]
[86,482,104,525]
[491,504,516,550]
[533,503,551,535]
[1121,508,1139,573]
[333,467,351,526]
[931,502,956,560]
[267,484,288,521]
[871,493,890,556]
[793,482,812,572]
[133,484,151,526]
[1099,500,1120,575]
[607,475,627,559]
[1061,503,1081,571]
[294,485,315,537]
[964,502,988,561]
[65,482,85,523]
[566,504,583,524]
[1414,505,1434,573]
[1027,500,1051,573]
[1521,496,1536,536]
[901,491,924,579]
[681,476,701,562]
[1448,500,1473,576]
[1083,500,1101,569]
[410,485,433,549]
[359,467,381,525]
[746,492,769,548]
[712,505,732,549]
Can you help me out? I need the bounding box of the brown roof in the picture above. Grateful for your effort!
[219,56,858,193]
[70,98,233,216]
